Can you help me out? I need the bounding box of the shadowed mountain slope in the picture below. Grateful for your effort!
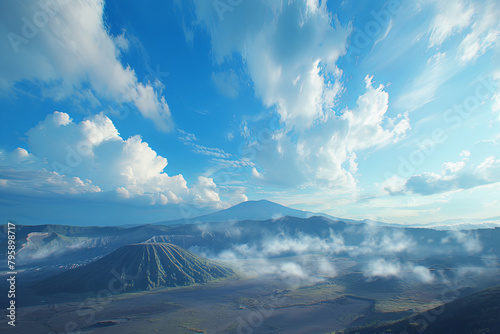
[345,285,500,334]
[31,243,235,293]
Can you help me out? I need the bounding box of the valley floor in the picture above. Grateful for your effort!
[2,256,499,334]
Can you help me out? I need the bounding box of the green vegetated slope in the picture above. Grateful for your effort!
[31,243,235,293]
[345,285,500,334]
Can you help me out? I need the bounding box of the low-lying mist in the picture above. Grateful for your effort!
[188,221,499,288]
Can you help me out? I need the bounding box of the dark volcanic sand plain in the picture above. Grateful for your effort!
[2,256,499,334]
[0,276,378,334]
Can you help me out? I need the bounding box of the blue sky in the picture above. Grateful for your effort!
[0,0,499,226]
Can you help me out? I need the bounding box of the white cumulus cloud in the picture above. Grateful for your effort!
[0,112,222,206]
[0,0,173,131]
[182,1,410,192]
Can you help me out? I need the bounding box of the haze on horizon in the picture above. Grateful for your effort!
[0,0,499,226]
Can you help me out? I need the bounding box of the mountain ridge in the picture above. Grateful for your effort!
[154,199,347,225]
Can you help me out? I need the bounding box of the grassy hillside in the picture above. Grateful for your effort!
[31,243,235,293]
[345,285,500,334]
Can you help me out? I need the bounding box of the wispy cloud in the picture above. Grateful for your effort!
[179,129,232,158]
[428,0,474,48]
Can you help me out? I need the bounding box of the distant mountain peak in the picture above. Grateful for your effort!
[229,199,287,207]
[154,199,343,225]
[193,199,313,223]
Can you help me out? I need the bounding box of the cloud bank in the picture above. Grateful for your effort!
[0,112,220,206]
